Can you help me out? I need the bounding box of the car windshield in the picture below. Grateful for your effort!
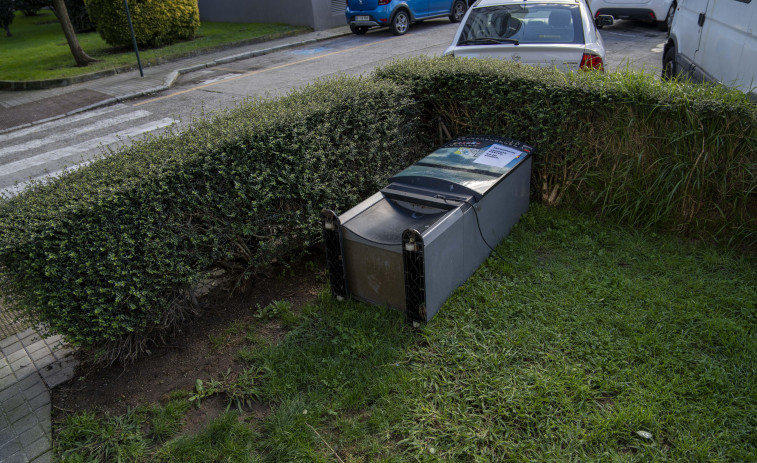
[458,4,585,45]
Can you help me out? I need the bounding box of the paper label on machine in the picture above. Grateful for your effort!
[473,144,523,168]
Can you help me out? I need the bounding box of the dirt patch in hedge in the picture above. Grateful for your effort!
[51,255,325,421]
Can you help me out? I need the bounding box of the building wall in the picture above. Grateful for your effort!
[197,0,345,30]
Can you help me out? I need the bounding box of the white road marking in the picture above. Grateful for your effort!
[198,73,240,85]
[0,118,176,178]
[0,110,152,159]
[0,104,126,143]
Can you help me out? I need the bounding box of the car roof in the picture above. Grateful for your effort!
[473,0,584,7]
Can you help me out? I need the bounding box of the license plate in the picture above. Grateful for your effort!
[355,15,370,21]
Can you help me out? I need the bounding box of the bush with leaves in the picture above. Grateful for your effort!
[376,57,757,247]
[1,59,754,367]
[85,0,198,48]
[0,77,418,364]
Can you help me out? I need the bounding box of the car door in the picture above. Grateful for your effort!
[694,0,754,90]
[673,0,709,77]
[427,0,452,17]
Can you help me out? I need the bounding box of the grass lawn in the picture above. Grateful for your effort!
[0,10,308,81]
[56,205,756,462]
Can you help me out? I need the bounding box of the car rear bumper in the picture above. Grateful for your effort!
[350,19,381,27]
[594,7,659,21]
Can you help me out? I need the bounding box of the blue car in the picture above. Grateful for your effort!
[346,0,470,36]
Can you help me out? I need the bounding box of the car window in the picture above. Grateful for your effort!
[458,4,585,44]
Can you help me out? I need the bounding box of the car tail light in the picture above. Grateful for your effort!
[580,53,603,71]
[379,0,390,4]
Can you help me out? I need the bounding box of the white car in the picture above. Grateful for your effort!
[662,0,756,102]
[443,0,611,72]
[587,0,675,31]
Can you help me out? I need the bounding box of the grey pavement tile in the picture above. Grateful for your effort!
[52,347,74,362]
[25,438,51,461]
[10,406,38,433]
[6,349,31,365]
[6,403,31,425]
[2,341,23,356]
[0,411,10,430]
[0,382,20,402]
[22,381,48,403]
[9,357,34,378]
[0,335,20,350]
[3,452,30,463]
[26,390,50,411]
[41,368,74,389]
[0,423,15,445]
[17,372,41,390]
[32,450,52,463]
[0,437,22,461]
[3,392,27,415]
[32,403,50,423]
[18,425,46,451]
[0,369,16,391]
[23,340,49,358]
[17,329,40,346]
[31,449,52,463]
[0,361,12,381]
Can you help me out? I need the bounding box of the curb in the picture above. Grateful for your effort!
[0,28,312,92]
[0,30,352,136]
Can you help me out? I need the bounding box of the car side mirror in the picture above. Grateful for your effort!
[595,15,614,27]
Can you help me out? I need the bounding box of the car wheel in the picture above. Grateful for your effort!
[449,0,466,23]
[350,25,368,35]
[662,45,676,80]
[390,10,409,35]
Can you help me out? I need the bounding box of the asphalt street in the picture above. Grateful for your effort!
[0,19,667,195]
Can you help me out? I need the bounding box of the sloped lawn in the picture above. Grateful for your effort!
[56,205,756,462]
[0,10,307,81]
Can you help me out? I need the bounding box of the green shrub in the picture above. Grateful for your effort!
[85,0,199,48]
[375,57,757,247]
[1,59,754,366]
[0,77,418,363]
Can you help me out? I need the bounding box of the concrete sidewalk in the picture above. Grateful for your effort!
[0,25,352,133]
[0,24,353,462]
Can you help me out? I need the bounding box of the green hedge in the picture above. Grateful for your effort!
[85,0,199,48]
[0,78,418,363]
[376,57,757,247]
[1,59,754,363]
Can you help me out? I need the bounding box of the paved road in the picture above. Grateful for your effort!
[0,19,667,195]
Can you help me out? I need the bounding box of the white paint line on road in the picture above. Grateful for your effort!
[198,73,241,85]
[0,104,126,144]
[0,110,152,159]
[651,42,665,53]
[0,118,176,177]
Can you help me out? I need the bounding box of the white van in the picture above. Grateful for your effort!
[662,0,757,102]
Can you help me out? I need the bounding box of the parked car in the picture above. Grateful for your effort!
[662,0,756,102]
[345,0,471,36]
[443,0,612,72]
[587,0,675,31]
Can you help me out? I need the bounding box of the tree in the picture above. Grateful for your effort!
[1,0,13,37]
[50,0,96,66]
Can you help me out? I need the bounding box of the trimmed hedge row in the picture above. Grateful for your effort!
[85,0,199,48]
[1,58,754,362]
[0,78,418,362]
[375,57,756,247]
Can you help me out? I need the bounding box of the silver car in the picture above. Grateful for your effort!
[443,0,611,71]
